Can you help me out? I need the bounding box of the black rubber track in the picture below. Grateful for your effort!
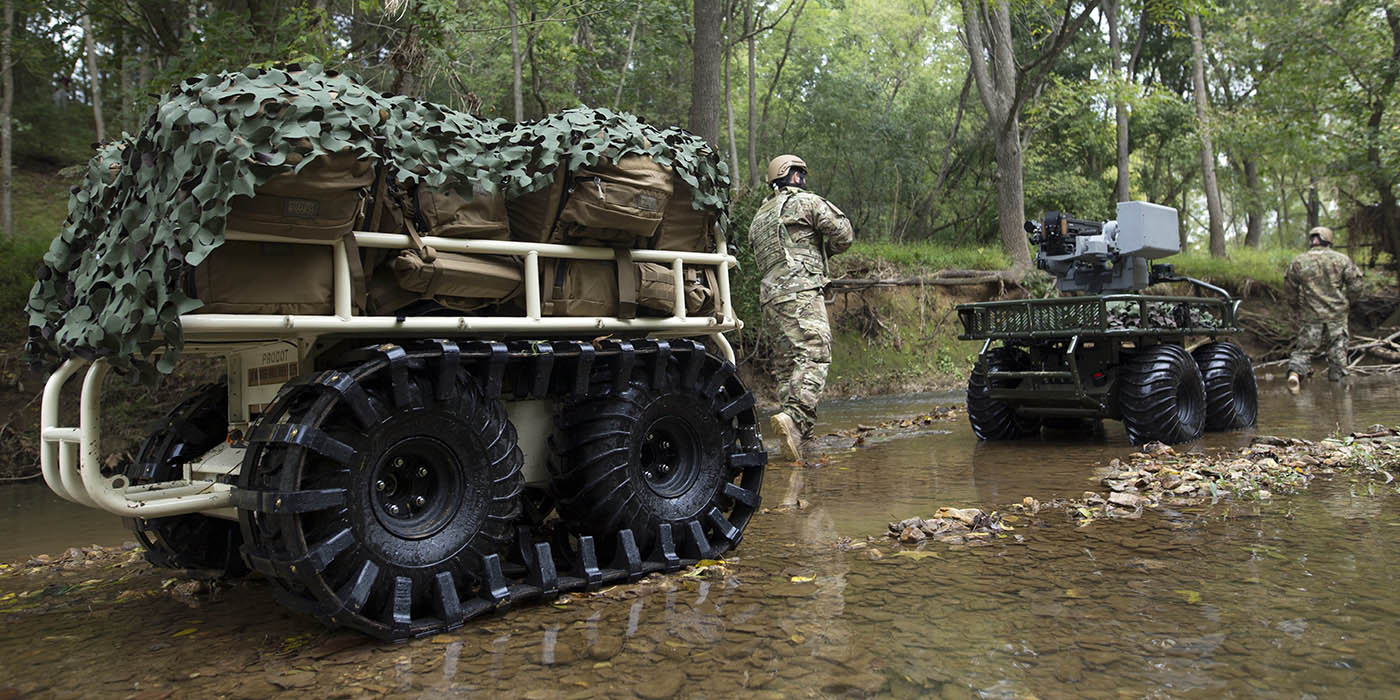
[1192,341,1258,431]
[967,346,1042,440]
[126,382,248,577]
[548,350,765,561]
[1118,343,1207,445]
[236,339,765,640]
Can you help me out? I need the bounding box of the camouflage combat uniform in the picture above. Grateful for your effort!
[748,185,854,436]
[1285,246,1362,380]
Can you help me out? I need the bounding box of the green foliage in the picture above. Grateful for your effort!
[838,240,1011,272]
[1169,247,1297,290]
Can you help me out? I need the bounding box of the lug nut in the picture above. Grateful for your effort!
[375,480,387,492]
[414,496,426,507]
[386,504,400,516]
[417,467,428,477]
[393,457,405,468]
[644,471,654,480]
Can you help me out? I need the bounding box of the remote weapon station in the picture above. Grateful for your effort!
[957,201,1258,444]
[29,68,765,640]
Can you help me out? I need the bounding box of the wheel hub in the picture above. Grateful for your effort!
[370,438,462,540]
[639,417,700,498]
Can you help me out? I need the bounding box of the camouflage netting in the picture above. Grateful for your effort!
[25,65,730,381]
[1106,300,1220,330]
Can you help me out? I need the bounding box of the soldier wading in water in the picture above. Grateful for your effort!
[748,155,853,461]
[1285,225,1362,393]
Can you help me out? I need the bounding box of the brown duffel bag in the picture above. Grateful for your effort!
[380,220,523,313]
[390,250,523,312]
[554,155,673,246]
[226,151,375,240]
[191,239,365,315]
[540,253,711,319]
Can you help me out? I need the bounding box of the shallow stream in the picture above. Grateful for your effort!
[2,375,1398,697]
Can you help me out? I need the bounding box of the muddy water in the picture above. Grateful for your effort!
[2,376,1399,698]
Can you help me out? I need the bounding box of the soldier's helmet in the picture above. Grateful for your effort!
[1309,226,1334,245]
[766,155,807,184]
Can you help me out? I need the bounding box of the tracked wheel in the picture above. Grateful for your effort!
[126,382,247,577]
[238,342,523,639]
[1119,343,1206,445]
[967,346,1042,440]
[549,346,766,562]
[1192,341,1258,431]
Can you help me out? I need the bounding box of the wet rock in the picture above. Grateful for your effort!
[266,671,317,689]
[588,636,621,661]
[933,507,983,525]
[1143,441,1176,456]
[1108,492,1143,508]
[636,670,685,699]
[899,527,927,544]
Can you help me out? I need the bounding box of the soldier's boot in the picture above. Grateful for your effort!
[1287,372,1301,394]
[770,412,803,462]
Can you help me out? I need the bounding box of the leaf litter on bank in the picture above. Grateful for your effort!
[843,429,1400,553]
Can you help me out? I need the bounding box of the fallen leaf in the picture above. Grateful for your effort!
[1173,589,1202,604]
[888,551,940,560]
[172,628,198,638]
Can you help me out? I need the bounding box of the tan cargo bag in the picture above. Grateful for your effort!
[191,239,365,315]
[405,185,510,240]
[555,156,673,245]
[382,221,523,312]
[507,170,567,243]
[226,151,375,240]
[635,262,711,315]
[542,258,628,317]
[651,180,715,253]
[391,250,523,312]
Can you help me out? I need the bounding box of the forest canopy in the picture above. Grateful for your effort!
[3,0,1398,271]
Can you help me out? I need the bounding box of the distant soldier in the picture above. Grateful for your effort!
[1285,226,1362,392]
[748,155,854,460]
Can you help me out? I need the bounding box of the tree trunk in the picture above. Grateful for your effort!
[1366,7,1400,286]
[508,0,523,120]
[745,0,758,187]
[1107,0,1130,202]
[1188,13,1225,257]
[1179,185,1189,251]
[83,4,106,143]
[1306,180,1320,230]
[960,0,1031,277]
[1242,156,1263,247]
[1,0,11,240]
[689,0,723,145]
[613,0,643,111]
[723,13,740,181]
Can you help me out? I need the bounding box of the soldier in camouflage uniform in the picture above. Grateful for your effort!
[1285,226,1362,392]
[748,155,854,460]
